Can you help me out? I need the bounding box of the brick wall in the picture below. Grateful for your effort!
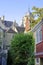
[36,41,43,53]
[25,17,30,31]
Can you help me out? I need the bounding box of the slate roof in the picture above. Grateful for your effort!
[16,26,25,33]
[1,20,25,33]
[3,20,13,27]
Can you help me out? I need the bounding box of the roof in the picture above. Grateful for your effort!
[2,20,13,27]
[16,26,25,33]
[6,28,17,33]
[6,26,25,33]
[0,20,25,33]
[32,19,43,32]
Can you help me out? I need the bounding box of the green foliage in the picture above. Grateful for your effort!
[7,33,35,65]
[32,6,43,20]
[30,6,43,28]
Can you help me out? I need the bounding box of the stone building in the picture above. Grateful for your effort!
[0,11,31,65]
[0,16,25,65]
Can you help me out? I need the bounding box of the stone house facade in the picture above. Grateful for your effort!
[0,17,25,65]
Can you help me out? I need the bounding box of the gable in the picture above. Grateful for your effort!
[32,19,43,32]
[7,28,17,33]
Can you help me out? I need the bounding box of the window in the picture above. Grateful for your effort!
[36,58,39,63]
[39,30,42,41]
[3,32,5,37]
[0,29,3,45]
[36,27,42,43]
[0,30,3,38]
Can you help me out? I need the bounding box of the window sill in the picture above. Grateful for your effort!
[36,40,42,44]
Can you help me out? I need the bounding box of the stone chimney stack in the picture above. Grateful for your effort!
[1,16,5,21]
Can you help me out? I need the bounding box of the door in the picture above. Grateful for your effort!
[40,58,43,65]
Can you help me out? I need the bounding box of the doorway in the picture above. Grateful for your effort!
[40,58,43,65]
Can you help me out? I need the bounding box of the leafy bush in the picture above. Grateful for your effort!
[7,33,35,65]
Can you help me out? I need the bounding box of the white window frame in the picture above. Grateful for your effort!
[35,27,42,44]
[36,58,40,64]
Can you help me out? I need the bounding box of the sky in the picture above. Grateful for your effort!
[0,0,43,24]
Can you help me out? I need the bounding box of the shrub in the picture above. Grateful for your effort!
[7,33,35,65]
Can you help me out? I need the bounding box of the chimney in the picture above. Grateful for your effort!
[13,20,18,26]
[13,20,16,26]
[0,17,1,22]
[0,17,1,20]
[1,16,5,21]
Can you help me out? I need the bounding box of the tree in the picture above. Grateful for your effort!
[32,6,43,21]
[7,33,35,65]
[30,6,43,28]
